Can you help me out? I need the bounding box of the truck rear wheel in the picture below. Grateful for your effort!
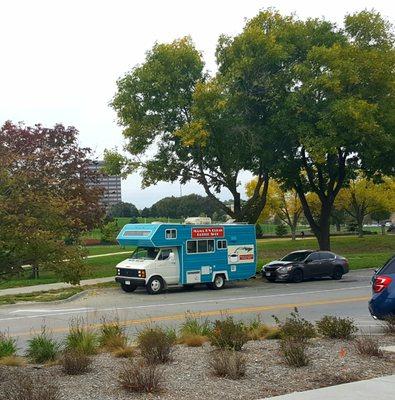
[146,276,164,295]
[121,283,137,293]
[208,274,226,290]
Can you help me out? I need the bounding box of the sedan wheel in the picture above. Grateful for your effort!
[331,266,343,280]
[292,269,303,283]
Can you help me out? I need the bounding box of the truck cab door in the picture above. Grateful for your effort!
[156,248,179,285]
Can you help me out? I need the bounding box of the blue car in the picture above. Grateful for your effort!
[369,255,395,320]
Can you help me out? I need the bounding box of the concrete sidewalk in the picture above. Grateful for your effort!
[263,374,395,400]
[0,277,114,297]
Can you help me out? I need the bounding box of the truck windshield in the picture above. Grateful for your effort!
[281,251,311,262]
[130,247,159,260]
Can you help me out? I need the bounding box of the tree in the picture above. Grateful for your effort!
[246,179,303,240]
[336,176,394,237]
[217,9,395,249]
[109,37,270,223]
[108,202,139,218]
[0,122,104,282]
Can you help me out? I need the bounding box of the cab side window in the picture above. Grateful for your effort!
[158,249,172,260]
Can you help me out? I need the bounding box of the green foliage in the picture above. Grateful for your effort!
[61,350,92,375]
[255,224,263,238]
[209,316,248,351]
[108,202,139,218]
[0,331,17,358]
[0,122,103,282]
[280,338,310,367]
[99,317,127,350]
[180,313,212,337]
[65,318,98,355]
[273,308,316,341]
[316,316,358,339]
[209,350,246,379]
[118,360,164,394]
[100,220,119,243]
[26,327,60,363]
[275,224,288,237]
[137,326,175,364]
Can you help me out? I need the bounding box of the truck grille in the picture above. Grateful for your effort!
[119,268,139,278]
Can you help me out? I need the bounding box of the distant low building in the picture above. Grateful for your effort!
[88,160,122,209]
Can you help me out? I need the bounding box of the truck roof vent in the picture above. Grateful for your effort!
[184,217,212,225]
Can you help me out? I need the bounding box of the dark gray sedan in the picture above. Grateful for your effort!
[262,250,349,283]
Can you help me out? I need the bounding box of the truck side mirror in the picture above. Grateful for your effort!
[168,252,175,261]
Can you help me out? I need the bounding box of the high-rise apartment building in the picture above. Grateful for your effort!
[88,160,122,209]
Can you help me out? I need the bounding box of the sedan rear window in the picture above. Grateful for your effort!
[281,251,311,262]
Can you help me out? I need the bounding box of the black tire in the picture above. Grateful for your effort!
[331,266,343,280]
[266,277,276,283]
[292,269,303,283]
[208,274,226,290]
[146,276,164,295]
[120,283,137,293]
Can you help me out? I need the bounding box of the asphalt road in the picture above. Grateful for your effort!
[0,269,382,350]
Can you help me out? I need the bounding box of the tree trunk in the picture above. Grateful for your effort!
[291,227,296,241]
[357,220,364,238]
[335,222,341,232]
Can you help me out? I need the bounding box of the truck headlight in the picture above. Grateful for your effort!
[117,269,120,275]
[138,269,146,278]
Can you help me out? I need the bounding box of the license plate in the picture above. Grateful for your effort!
[265,272,271,277]
[125,280,131,285]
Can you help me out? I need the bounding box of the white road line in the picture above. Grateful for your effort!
[0,285,370,322]
[10,307,91,314]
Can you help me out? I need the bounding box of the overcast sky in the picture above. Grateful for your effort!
[1,0,394,208]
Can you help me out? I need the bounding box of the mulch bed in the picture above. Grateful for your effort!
[1,337,394,400]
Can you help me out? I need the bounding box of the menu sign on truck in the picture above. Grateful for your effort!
[191,227,224,238]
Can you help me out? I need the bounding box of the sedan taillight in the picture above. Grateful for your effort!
[373,275,392,293]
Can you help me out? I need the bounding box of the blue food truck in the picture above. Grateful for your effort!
[115,222,257,294]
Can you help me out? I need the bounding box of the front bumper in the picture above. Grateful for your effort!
[262,270,292,282]
[115,276,146,287]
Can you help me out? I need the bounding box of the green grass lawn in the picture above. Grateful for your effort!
[1,234,393,290]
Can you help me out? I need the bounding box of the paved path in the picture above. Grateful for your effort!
[0,277,114,296]
[263,374,395,399]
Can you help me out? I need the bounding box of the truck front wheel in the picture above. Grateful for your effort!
[121,283,137,293]
[208,274,226,290]
[146,276,164,295]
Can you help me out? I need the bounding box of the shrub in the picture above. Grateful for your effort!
[382,316,395,335]
[316,316,357,339]
[273,308,316,341]
[137,326,175,364]
[118,360,163,393]
[0,331,17,358]
[99,317,127,350]
[26,327,60,363]
[181,334,207,347]
[1,372,59,400]
[0,356,25,366]
[275,224,288,237]
[280,338,310,367]
[61,350,91,375]
[265,327,282,340]
[354,334,383,357]
[209,350,246,379]
[112,346,135,358]
[246,316,269,340]
[180,313,212,337]
[209,316,248,351]
[65,317,98,355]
